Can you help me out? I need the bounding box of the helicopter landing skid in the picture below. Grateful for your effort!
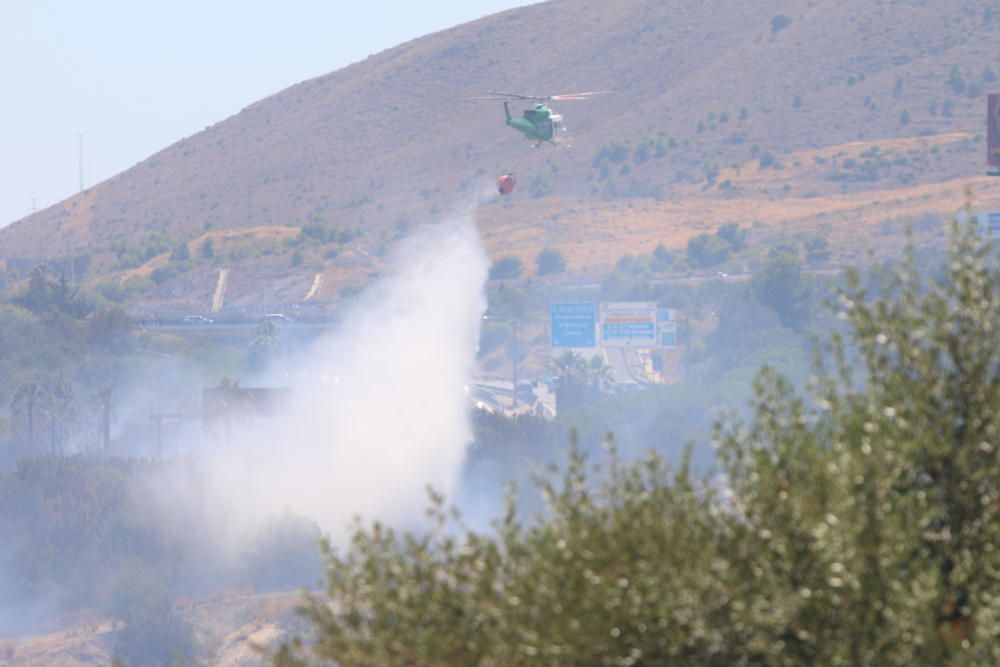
[532,140,571,149]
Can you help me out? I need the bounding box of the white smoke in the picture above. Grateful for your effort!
[199,213,489,539]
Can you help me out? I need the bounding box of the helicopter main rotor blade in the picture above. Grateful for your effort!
[467,92,537,101]
[548,91,614,101]
[469,90,614,101]
[484,91,539,100]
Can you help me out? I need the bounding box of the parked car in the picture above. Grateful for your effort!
[262,313,294,324]
[182,315,213,325]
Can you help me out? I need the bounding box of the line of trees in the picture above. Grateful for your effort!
[549,351,613,411]
[8,376,79,454]
[0,266,137,461]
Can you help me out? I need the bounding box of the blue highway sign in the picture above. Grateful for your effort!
[550,302,597,348]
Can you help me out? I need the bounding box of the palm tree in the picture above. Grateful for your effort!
[49,375,75,455]
[550,351,588,381]
[21,266,51,313]
[9,388,24,443]
[218,377,251,408]
[548,352,593,411]
[90,386,112,458]
[248,321,280,371]
[587,355,613,392]
[10,382,43,448]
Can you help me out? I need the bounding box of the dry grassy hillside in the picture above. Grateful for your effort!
[0,592,302,667]
[2,0,999,309]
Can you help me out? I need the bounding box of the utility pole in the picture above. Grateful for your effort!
[77,134,85,192]
[68,238,77,284]
[512,319,521,409]
[94,386,111,459]
[50,411,57,456]
[483,313,524,410]
[152,414,163,461]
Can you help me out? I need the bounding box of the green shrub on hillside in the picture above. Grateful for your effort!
[170,241,190,262]
[114,232,172,269]
[535,247,566,276]
[651,243,676,272]
[489,256,523,281]
[107,562,196,667]
[592,141,631,168]
[716,222,748,252]
[770,13,791,33]
[13,266,91,318]
[529,174,552,199]
[804,235,832,263]
[150,265,178,285]
[299,221,329,243]
[686,232,731,268]
[750,245,812,329]
[600,268,652,301]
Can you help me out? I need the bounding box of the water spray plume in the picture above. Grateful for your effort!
[203,210,489,540]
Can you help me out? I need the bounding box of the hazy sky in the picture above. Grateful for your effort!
[0,0,535,227]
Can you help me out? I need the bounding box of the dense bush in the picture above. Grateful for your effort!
[114,233,172,269]
[241,514,324,592]
[13,266,91,318]
[0,457,325,644]
[592,141,631,168]
[535,247,566,276]
[489,256,523,281]
[529,174,552,199]
[600,268,654,301]
[686,232,731,268]
[170,241,190,262]
[651,243,675,272]
[150,264,179,285]
[86,306,135,353]
[107,561,196,667]
[750,245,813,329]
[716,222,748,252]
[770,13,792,33]
[804,235,832,263]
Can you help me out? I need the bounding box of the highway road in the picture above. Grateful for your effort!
[603,347,648,387]
[140,322,336,334]
[472,377,557,418]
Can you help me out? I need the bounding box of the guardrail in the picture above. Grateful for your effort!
[134,315,339,328]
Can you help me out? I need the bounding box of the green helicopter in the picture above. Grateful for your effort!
[473,90,611,147]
